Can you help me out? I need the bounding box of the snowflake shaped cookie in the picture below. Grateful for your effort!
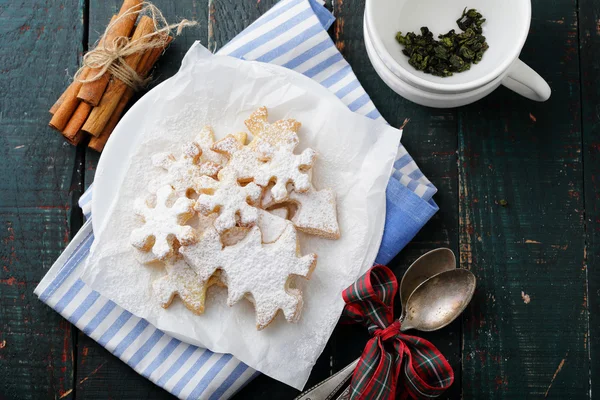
[212,134,261,182]
[130,185,197,260]
[150,141,222,196]
[254,139,317,202]
[180,223,317,329]
[194,126,228,165]
[153,259,219,314]
[195,175,262,233]
[245,106,301,148]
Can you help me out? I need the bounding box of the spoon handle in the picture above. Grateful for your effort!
[294,358,359,400]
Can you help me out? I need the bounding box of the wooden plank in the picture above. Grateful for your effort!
[329,1,463,398]
[0,0,84,398]
[75,334,173,399]
[208,0,280,51]
[578,0,599,395]
[75,2,208,399]
[458,0,589,397]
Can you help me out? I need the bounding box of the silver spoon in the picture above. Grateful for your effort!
[399,248,456,319]
[401,268,476,332]
[295,268,475,400]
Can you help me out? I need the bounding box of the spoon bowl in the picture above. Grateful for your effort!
[399,248,456,317]
[401,269,476,332]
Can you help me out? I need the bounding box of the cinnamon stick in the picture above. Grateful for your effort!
[88,90,134,152]
[77,0,143,106]
[50,89,67,114]
[49,68,90,131]
[83,16,156,137]
[89,41,170,152]
[49,15,118,126]
[62,102,92,145]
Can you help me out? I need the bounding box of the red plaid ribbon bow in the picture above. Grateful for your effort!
[341,265,454,400]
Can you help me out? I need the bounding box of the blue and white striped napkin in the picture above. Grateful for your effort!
[35,0,438,398]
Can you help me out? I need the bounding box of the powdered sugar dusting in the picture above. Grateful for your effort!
[195,126,228,165]
[213,134,263,182]
[153,258,212,314]
[245,106,301,149]
[82,45,400,390]
[258,209,288,243]
[130,185,196,260]
[195,175,262,233]
[181,223,316,329]
[290,187,340,239]
[254,140,316,201]
[149,143,221,196]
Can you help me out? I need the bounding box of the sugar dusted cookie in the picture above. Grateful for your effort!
[219,209,288,246]
[254,139,316,201]
[130,185,197,260]
[150,141,222,196]
[268,206,289,220]
[261,177,339,239]
[257,208,288,243]
[194,126,228,165]
[153,259,217,314]
[181,222,317,330]
[245,106,301,149]
[212,133,261,182]
[195,175,262,233]
[134,107,340,329]
[289,187,340,239]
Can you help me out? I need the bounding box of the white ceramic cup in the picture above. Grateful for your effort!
[364,0,551,103]
[364,19,505,108]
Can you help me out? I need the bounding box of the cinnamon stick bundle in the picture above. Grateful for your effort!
[77,0,143,106]
[49,15,118,131]
[62,102,93,145]
[49,68,90,132]
[89,40,171,152]
[83,16,155,137]
[48,0,192,151]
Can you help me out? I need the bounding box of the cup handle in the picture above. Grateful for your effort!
[501,58,551,102]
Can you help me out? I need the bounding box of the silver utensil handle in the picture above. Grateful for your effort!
[294,358,359,400]
[335,386,351,400]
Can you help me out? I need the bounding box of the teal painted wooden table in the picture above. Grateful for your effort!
[0,0,598,398]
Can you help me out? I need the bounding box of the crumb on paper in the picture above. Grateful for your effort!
[521,291,531,304]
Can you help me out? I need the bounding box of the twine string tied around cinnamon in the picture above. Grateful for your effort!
[74,1,196,91]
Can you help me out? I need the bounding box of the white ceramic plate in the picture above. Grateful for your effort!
[92,61,350,232]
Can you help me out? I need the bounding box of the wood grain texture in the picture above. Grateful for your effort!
[578,0,599,396]
[75,334,173,399]
[7,0,596,398]
[458,0,589,397]
[329,1,463,398]
[208,0,279,51]
[0,0,84,399]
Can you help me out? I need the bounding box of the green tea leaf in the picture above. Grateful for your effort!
[395,8,488,77]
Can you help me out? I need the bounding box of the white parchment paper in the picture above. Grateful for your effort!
[81,43,402,390]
